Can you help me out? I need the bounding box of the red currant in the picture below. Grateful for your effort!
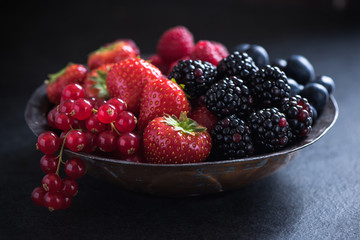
[43,192,64,211]
[60,178,78,197]
[65,130,86,152]
[71,118,86,130]
[61,83,85,101]
[114,111,137,133]
[37,131,60,154]
[47,107,59,129]
[97,103,118,124]
[70,98,93,120]
[55,112,74,131]
[96,130,118,152]
[107,97,127,113]
[58,99,74,114]
[88,97,107,110]
[42,173,62,192]
[85,113,106,133]
[117,132,140,156]
[40,155,59,174]
[31,186,46,206]
[64,158,86,179]
[60,196,72,210]
[82,131,97,153]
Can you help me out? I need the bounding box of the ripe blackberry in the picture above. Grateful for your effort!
[168,59,218,98]
[248,65,291,108]
[204,76,253,118]
[280,95,313,139]
[248,108,291,151]
[211,114,255,159]
[217,51,258,81]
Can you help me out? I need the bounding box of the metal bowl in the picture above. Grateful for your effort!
[25,84,338,197]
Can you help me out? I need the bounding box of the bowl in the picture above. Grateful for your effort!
[25,84,338,197]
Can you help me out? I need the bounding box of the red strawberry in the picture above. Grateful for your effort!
[190,105,218,132]
[148,54,170,75]
[138,78,190,132]
[88,40,138,70]
[143,112,212,164]
[46,64,87,104]
[190,40,228,66]
[83,63,114,99]
[106,58,163,115]
[157,26,194,63]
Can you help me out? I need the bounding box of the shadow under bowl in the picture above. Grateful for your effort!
[25,84,338,197]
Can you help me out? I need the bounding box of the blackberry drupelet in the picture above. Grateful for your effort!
[204,76,253,118]
[280,95,313,139]
[248,65,291,108]
[168,59,218,98]
[211,114,255,159]
[217,51,258,81]
[248,107,291,151]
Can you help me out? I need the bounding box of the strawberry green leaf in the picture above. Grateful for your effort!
[162,112,207,135]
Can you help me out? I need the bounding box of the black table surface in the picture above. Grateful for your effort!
[1,1,360,239]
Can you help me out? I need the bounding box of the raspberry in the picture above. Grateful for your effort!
[191,41,228,66]
[148,54,170,75]
[157,26,194,63]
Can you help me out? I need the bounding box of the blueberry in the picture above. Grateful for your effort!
[310,104,318,122]
[314,75,335,94]
[234,44,269,68]
[287,78,304,96]
[300,83,329,113]
[271,58,287,70]
[285,55,315,85]
[234,43,250,52]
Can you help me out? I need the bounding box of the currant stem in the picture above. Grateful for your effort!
[56,130,72,175]
[110,122,121,135]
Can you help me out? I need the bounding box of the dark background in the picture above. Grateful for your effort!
[1,1,360,239]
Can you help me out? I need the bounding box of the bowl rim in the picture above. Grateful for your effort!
[25,84,339,168]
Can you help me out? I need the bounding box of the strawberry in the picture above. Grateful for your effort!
[143,112,212,164]
[157,26,194,63]
[106,58,163,115]
[190,40,228,66]
[46,64,87,104]
[83,63,114,99]
[190,105,218,133]
[138,78,190,132]
[88,40,138,70]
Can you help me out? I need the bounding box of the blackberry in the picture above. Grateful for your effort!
[217,51,258,81]
[211,114,255,159]
[280,95,313,139]
[248,65,291,108]
[168,59,218,98]
[204,76,253,119]
[248,107,291,151]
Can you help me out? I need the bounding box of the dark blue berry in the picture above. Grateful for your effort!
[314,75,335,94]
[233,43,250,52]
[310,104,317,122]
[271,58,287,70]
[287,78,304,96]
[300,83,329,113]
[285,55,315,85]
[233,44,269,68]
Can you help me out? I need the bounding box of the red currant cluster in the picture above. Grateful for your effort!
[32,83,141,211]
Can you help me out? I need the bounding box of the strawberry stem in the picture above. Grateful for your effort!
[163,112,206,135]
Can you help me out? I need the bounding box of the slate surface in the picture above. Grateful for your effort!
[1,1,359,239]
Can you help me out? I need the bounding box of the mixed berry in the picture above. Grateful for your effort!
[32,26,335,211]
